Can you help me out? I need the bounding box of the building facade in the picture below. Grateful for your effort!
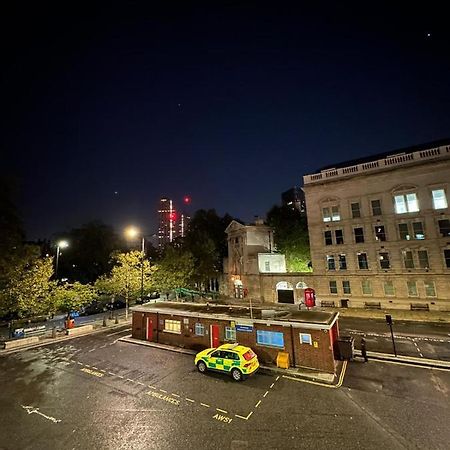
[302,140,450,311]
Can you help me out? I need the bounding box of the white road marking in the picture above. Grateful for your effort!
[108,372,115,376]
[137,382,145,386]
[263,391,269,398]
[255,400,261,408]
[171,393,180,397]
[107,328,132,337]
[276,376,280,381]
[117,375,124,379]
[88,348,96,352]
[413,341,424,358]
[148,385,156,389]
[159,389,167,393]
[200,403,210,408]
[126,378,134,382]
[216,408,228,414]
[77,362,83,365]
[246,411,253,420]
[235,414,248,420]
[22,405,61,424]
[270,383,275,388]
[185,398,195,403]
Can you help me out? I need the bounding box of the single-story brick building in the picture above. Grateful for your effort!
[131,302,340,374]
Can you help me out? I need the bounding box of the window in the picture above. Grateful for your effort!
[358,253,369,269]
[354,227,364,243]
[379,252,390,269]
[361,280,372,295]
[164,319,181,334]
[424,281,436,297]
[338,254,347,270]
[264,261,270,271]
[418,250,429,269]
[432,189,448,210]
[374,225,386,241]
[225,327,236,341]
[327,255,336,270]
[384,281,395,296]
[438,219,450,237]
[331,206,341,221]
[322,207,331,222]
[445,250,450,268]
[324,230,333,245]
[329,280,338,294]
[194,323,205,336]
[351,202,361,218]
[407,281,418,297]
[412,222,424,240]
[371,200,382,216]
[398,223,410,240]
[342,280,351,294]
[335,230,344,244]
[403,250,414,268]
[394,193,419,214]
[299,333,312,345]
[256,330,284,348]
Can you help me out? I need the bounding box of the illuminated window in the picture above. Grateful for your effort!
[354,227,364,243]
[358,253,369,269]
[394,193,419,214]
[331,206,341,221]
[327,255,336,270]
[374,225,386,241]
[379,252,390,269]
[299,333,312,345]
[384,281,395,296]
[424,281,436,297]
[322,207,331,222]
[432,189,448,210]
[164,319,181,334]
[265,261,270,271]
[225,327,236,341]
[371,200,382,216]
[329,280,338,294]
[407,281,418,297]
[403,250,414,269]
[418,250,429,269]
[342,280,351,294]
[257,330,284,348]
[412,222,424,240]
[195,323,205,336]
[361,280,372,295]
[351,202,361,218]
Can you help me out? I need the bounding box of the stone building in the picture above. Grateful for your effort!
[302,139,450,311]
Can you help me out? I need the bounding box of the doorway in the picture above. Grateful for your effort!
[210,324,220,348]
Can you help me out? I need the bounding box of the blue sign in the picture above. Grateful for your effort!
[236,324,253,332]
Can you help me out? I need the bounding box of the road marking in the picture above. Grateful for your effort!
[246,411,253,420]
[185,398,195,403]
[270,383,275,389]
[147,391,180,406]
[77,362,83,365]
[413,341,424,358]
[137,381,145,386]
[99,344,108,348]
[126,378,134,383]
[117,375,124,379]
[213,413,233,423]
[22,405,61,424]
[100,369,106,373]
[148,385,156,389]
[263,391,269,398]
[88,348,96,352]
[159,389,167,393]
[107,328,132,337]
[200,403,210,408]
[255,400,261,408]
[276,376,280,381]
[81,367,104,378]
[171,393,180,397]
[108,372,116,376]
[91,366,98,370]
[235,414,248,420]
[84,364,91,368]
[216,408,228,414]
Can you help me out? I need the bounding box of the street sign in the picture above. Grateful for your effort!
[236,324,253,332]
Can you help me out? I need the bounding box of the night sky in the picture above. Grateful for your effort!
[3,2,450,240]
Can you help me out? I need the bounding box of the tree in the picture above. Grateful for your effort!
[95,251,155,302]
[266,205,311,272]
[53,282,99,314]
[152,247,194,298]
[0,246,56,318]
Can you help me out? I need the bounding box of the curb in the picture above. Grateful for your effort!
[119,336,197,356]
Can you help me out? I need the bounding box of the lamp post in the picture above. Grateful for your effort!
[55,240,69,280]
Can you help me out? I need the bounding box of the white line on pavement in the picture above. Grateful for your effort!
[107,328,132,337]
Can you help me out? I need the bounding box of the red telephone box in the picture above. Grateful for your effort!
[304,288,316,308]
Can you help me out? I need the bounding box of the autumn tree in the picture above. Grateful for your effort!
[53,282,99,314]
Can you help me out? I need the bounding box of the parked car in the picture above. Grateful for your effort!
[194,343,259,381]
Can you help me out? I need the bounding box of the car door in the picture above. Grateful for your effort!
[208,350,223,370]
[221,351,238,373]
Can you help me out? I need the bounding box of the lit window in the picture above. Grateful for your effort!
[342,280,351,294]
[418,250,429,269]
[398,223,410,240]
[403,250,414,269]
[327,255,336,270]
[354,227,364,243]
[299,333,312,345]
[371,200,382,216]
[265,261,270,271]
[329,280,338,294]
[424,281,436,297]
[164,319,181,334]
[335,230,344,244]
[358,253,369,269]
[256,330,284,348]
[362,280,372,295]
[225,327,236,341]
[338,254,347,270]
[432,189,448,210]
[412,222,424,240]
[438,219,450,237]
[331,206,341,221]
[322,207,331,222]
[195,323,205,336]
[324,231,333,245]
[379,252,390,269]
[384,281,395,296]
[444,250,450,268]
[394,193,419,214]
[374,225,386,241]
[351,202,361,218]
[407,281,418,297]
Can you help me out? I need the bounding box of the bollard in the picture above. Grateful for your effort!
[103,316,107,327]
[52,326,57,338]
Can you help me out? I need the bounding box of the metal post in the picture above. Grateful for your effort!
[55,245,60,279]
[389,322,397,357]
[140,236,145,303]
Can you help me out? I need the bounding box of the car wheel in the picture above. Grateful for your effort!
[231,368,243,381]
[197,361,207,374]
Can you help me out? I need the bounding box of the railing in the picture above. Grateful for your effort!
[304,143,450,185]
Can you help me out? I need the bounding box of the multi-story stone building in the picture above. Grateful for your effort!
[302,139,450,311]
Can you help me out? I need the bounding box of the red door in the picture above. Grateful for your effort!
[145,317,153,341]
[210,324,220,348]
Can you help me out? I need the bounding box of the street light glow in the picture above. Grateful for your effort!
[124,226,140,239]
[58,240,69,249]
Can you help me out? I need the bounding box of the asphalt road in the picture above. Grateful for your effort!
[0,327,449,449]
[340,317,450,361]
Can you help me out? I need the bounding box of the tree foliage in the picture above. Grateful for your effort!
[53,282,99,313]
[266,205,311,272]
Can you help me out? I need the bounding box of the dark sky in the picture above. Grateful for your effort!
[3,2,450,240]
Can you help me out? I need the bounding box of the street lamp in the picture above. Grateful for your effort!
[55,240,69,279]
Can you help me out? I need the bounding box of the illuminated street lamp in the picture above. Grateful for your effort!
[55,240,69,279]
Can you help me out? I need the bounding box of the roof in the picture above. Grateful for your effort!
[318,138,450,172]
[131,301,339,330]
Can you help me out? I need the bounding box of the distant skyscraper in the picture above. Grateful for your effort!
[281,186,306,214]
[179,213,190,238]
[158,197,176,247]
